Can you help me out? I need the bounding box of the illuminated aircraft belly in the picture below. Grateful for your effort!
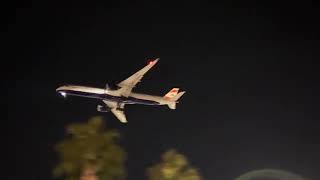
[61,90,159,105]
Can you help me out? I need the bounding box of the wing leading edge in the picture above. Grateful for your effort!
[117,58,159,97]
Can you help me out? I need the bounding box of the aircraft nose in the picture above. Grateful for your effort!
[56,86,66,91]
[56,86,68,97]
[56,87,62,91]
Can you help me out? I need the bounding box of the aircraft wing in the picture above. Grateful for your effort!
[103,100,127,123]
[117,58,159,97]
[110,108,127,123]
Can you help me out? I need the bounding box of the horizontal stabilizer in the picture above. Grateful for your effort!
[168,103,176,110]
[167,91,186,110]
[172,91,186,101]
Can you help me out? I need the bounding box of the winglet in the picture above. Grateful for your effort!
[148,58,159,66]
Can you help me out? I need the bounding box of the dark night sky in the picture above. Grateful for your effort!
[7,1,320,180]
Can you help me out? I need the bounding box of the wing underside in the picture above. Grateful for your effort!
[103,100,127,123]
[110,108,127,123]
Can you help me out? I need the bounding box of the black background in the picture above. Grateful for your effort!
[7,1,320,180]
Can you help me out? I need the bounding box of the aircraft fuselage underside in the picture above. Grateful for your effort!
[61,90,160,105]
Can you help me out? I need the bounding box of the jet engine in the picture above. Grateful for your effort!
[97,105,110,112]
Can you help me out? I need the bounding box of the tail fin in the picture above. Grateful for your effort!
[164,88,179,100]
[165,90,186,110]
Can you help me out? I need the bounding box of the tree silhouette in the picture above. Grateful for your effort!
[147,149,202,180]
[53,116,126,180]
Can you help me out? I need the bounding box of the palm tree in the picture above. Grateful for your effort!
[147,149,202,180]
[53,116,126,180]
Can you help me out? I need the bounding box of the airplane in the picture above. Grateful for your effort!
[56,58,186,123]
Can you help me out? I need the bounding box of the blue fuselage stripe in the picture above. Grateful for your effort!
[58,90,160,105]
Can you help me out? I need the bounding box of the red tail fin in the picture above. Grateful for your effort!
[164,88,179,100]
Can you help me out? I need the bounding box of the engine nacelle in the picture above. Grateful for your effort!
[97,105,110,112]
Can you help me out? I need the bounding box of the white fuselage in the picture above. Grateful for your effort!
[56,85,171,105]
